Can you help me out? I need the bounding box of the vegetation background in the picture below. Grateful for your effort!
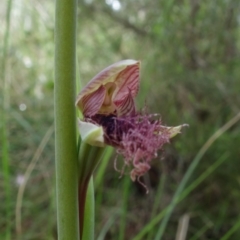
[1,0,240,239]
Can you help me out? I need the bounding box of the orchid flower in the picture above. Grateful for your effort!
[76,60,187,184]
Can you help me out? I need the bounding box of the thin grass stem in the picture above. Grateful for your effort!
[119,176,131,240]
[154,112,240,240]
[133,153,228,240]
[15,125,54,235]
[220,217,240,240]
[132,151,231,240]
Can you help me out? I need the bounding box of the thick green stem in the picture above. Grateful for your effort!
[54,0,79,239]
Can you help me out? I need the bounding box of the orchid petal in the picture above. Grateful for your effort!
[116,89,136,116]
[78,119,105,147]
[164,124,189,138]
[113,62,140,103]
[80,85,106,117]
[75,60,140,115]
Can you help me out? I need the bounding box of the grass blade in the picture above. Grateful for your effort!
[154,112,240,240]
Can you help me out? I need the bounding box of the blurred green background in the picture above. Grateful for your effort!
[1,0,240,239]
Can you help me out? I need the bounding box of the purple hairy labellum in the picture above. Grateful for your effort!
[76,60,188,188]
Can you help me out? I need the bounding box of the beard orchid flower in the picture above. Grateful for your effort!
[76,60,187,184]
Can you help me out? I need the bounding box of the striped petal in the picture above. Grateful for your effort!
[113,62,140,104]
[75,60,140,116]
[116,89,136,116]
[79,85,106,117]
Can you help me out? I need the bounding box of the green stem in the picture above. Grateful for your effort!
[119,176,131,240]
[78,142,105,240]
[54,0,79,239]
[82,177,95,240]
[79,177,91,240]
